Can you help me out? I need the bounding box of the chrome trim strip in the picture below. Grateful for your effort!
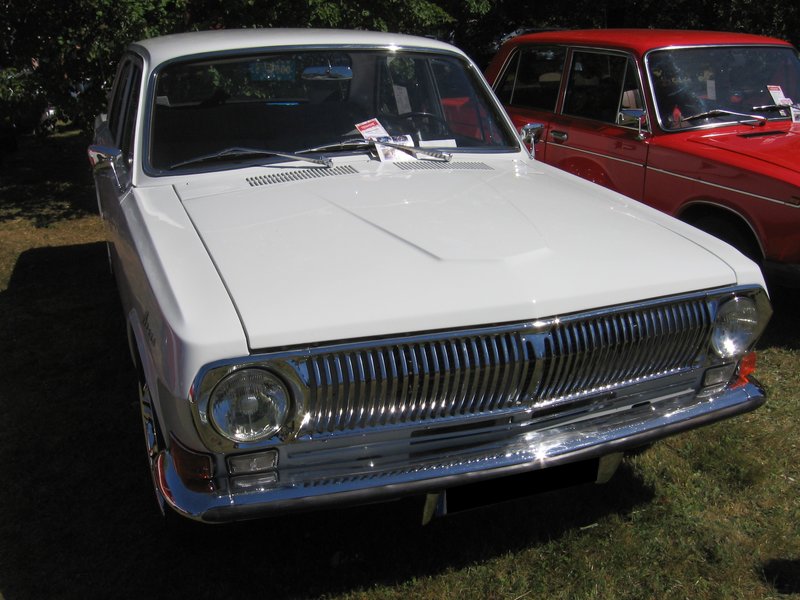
[550,142,645,167]
[648,167,799,209]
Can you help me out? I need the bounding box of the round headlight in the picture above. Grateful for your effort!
[711,296,760,359]
[209,369,290,443]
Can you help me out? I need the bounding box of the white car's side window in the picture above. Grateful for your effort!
[107,61,132,144]
[119,63,142,163]
[105,56,143,163]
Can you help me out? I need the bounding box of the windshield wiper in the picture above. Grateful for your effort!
[750,103,792,113]
[681,108,767,126]
[168,146,332,170]
[301,138,452,162]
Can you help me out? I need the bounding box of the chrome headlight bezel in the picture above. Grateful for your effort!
[192,356,306,453]
[710,292,771,360]
[206,368,291,444]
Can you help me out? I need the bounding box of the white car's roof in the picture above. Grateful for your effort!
[131,28,465,67]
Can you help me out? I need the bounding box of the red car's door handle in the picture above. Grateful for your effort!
[551,130,568,142]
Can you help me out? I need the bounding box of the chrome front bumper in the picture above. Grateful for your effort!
[152,378,766,523]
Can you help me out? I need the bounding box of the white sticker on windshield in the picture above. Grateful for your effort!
[356,118,390,139]
[768,85,793,106]
[420,139,457,148]
[792,106,800,123]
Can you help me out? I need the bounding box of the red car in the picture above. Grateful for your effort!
[486,29,800,285]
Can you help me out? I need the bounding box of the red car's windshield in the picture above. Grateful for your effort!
[646,45,800,130]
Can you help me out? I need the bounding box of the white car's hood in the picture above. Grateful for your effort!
[177,158,743,350]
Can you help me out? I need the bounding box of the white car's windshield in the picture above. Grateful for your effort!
[149,49,517,172]
[647,45,800,130]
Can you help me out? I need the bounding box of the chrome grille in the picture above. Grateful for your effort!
[307,331,532,433]
[534,300,712,409]
[302,296,712,435]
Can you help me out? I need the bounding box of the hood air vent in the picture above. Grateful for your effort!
[394,161,493,171]
[247,165,359,187]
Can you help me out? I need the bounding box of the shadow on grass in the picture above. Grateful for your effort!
[0,242,657,600]
[0,132,97,226]
[758,283,800,351]
[760,559,800,595]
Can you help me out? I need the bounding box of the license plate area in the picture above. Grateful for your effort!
[422,457,600,523]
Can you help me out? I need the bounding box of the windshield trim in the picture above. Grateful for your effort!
[142,44,520,177]
[153,145,523,178]
[644,43,799,133]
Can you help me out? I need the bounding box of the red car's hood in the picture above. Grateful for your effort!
[686,124,800,174]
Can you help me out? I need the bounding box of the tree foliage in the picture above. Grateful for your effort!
[0,0,798,133]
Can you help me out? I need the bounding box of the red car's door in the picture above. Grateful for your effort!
[544,50,649,200]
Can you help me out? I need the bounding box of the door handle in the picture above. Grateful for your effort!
[550,130,568,142]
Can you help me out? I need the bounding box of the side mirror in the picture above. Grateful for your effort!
[520,123,544,159]
[88,144,130,191]
[618,108,649,140]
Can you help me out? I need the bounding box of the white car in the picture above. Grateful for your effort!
[89,28,772,524]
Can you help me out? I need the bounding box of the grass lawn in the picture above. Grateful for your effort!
[1,131,799,600]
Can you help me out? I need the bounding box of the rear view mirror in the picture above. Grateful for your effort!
[301,65,353,81]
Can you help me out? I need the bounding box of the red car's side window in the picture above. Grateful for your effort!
[564,51,643,126]
[495,46,566,112]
